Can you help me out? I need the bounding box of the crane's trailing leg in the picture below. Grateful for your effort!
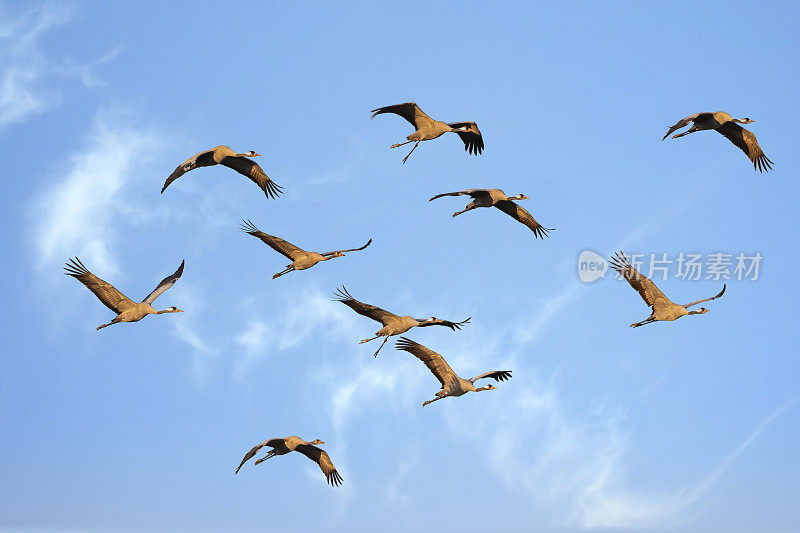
[630,318,655,328]
[422,395,446,407]
[272,266,294,279]
[672,126,700,139]
[452,205,476,218]
[401,142,420,164]
[373,336,390,358]
[96,317,120,330]
[390,140,413,149]
[254,451,277,465]
[359,335,380,344]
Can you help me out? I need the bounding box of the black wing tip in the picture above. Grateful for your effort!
[240,219,260,234]
[607,251,630,272]
[332,285,353,302]
[262,180,284,199]
[449,316,472,330]
[534,226,556,239]
[754,154,774,173]
[493,370,513,382]
[327,471,343,487]
[64,256,90,277]
[395,336,417,349]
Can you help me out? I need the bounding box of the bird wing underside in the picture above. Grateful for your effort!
[320,238,373,257]
[448,121,484,155]
[294,445,343,486]
[161,150,216,193]
[607,252,671,309]
[370,102,432,129]
[141,260,185,304]
[469,370,513,383]
[241,220,306,260]
[395,337,457,388]
[333,286,398,325]
[662,113,701,140]
[715,122,774,172]
[64,257,136,314]
[221,157,283,199]
[493,201,553,239]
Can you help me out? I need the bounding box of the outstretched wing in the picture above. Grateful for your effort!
[64,257,136,314]
[320,238,373,257]
[142,260,184,304]
[448,121,484,155]
[493,201,554,239]
[221,157,283,199]
[161,149,216,193]
[417,317,471,331]
[428,189,486,202]
[240,220,305,260]
[333,286,398,326]
[469,370,513,383]
[395,337,458,388]
[608,251,671,309]
[683,284,726,309]
[662,113,700,140]
[715,122,774,172]
[294,445,343,487]
[370,102,433,130]
[235,438,284,474]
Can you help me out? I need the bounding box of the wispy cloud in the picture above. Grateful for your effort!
[0,2,116,130]
[0,2,70,128]
[32,105,164,274]
[231,287,363,379]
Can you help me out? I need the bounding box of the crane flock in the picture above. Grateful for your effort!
[63,101,762,487]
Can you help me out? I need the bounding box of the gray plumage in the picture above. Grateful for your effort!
[334,286,470,357]
[161,145,283,197]
[429,188,553,239]
[395,337,511,406]
[235,436,342,487]
[371,102,483,163]
[64,257,184,330]
[608,251,726,328]
[241,220,371,279]
[662,112,773,172]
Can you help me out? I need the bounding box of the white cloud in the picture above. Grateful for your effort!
[231,287,365,379]
[32,105,164,274]
[0,2,70,129]
[0,2,116,130]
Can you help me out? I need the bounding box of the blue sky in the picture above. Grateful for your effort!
[2,1,799,531]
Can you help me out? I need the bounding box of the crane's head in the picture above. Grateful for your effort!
[247,150,261,157]
[332,252,345,258]
[689,308,709,315]
[310,439,325,445]
[157,306,184,314]
[513,194,530,201]
[478,384,498,392]
[736,118,755,124]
